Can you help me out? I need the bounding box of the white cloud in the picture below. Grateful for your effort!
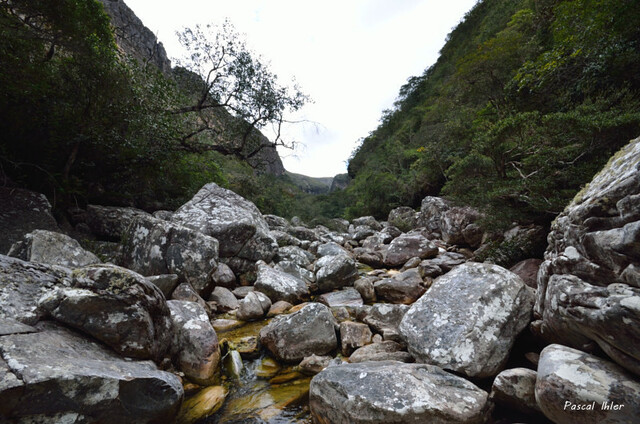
[123,0,477,177]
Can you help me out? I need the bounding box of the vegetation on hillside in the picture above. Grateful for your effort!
[344,0,640,227]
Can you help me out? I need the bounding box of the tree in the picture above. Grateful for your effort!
[173,21,309,163]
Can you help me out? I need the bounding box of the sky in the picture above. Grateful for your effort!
[124,0,478,178]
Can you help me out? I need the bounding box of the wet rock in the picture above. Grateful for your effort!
[146,274,179,298]
[38,264,172,361]
[491,367,539,414]
[176,386,227,424]
[317,287,363,308]
[121,215,219,298]
[170,183,277,273]
[383,233,438,268]
[339,321,372,356]
[209,286,239,312]
[374,268,426,304]
[310,361,489,423]
[536,344,640,424]
[314,254,358,292]
[0,255,72,325]
[167,300,220,384]
[254,261,309,304]
[0,187,59,254]
[85,204,152,240]
[236,291,271,321]
[354,277,377,303]
[399,262,535,377]
[509,258,542,289]
[8,230,101,268]
[0,322,183,423]
[259,303,337,363]
[348,340,413,363]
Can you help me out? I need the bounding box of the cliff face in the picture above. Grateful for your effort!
[97,0,171,73]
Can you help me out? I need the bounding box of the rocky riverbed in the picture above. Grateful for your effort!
[0,137,639,423]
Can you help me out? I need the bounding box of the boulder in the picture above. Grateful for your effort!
[419,251,467,273]
[310,361,490,424]
[419,196,451,234]
[352,216,383,231]
[38,264,172,361]
[0,187,59,254]
[353,247,385,268]
[254,261,309,304]
[146,274,180,298]
[211,262,236,289]
[317,287,363,308]
[170,183,277,273]
[399,262,535,377]
[8,230,101,268]
[314,254,358,293]
[362,303,409,335]
[0,255,72,325]
[276,245,313,267]
[352,225,376,242]
[536,344,640,424]
[491,368,539,414]
[535,137,640,376]
[209,286,239,312]
[299,354,333,375]
[316,241,348,258]
[236,291,271,321]
[167,300,221,384]
[274,260,315,283]
[387,206,420,232]
[171,282,207,311]
[348,340,412,363]
[263,214,290,230]
[287,225,319,242]
[509,258,543,289]
[383,233,438,268]
[121,215,219,298]
[374,268,426,304]
[0,322,183,423]
[339,321,372,356]
[354,277,377,303]
[441,206,483,246]
[259,303,337,363]
[85,204,152,240]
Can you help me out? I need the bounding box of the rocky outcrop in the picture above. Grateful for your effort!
[0,322,183,423]
[400,262,534,377]
[310,361,490,423]
[0,187,59,254]
[38,264,172,361]
[536,344,640,424]
[171,183,277,274]
[534,137,640,376]
[8,229,100,268]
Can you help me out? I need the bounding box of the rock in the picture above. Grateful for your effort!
[264,214,290,230]
[310,361,489,423]
[0,187,59,254]
[509,258,543,288]
[254,261,309,304]
[348,340,413,363]
[535,138,640,377]
[267,300,293,317]
[374,268,426,304]
[317,287,363,308]
[167,300,221,384]
[440,206,483,246]
[399,262,535,377]
[209,286,239,312]
[259,303,337,363]
[274,260,314,283]
[232,286,254,299]
[38,264,172,361]
[387,206,420,232]
[172,282,207,311]
[352,225,376,242]
[491,368,540,414]
[477,225,547,267]
[339,321,372,356]
[0,322,183,423]
[211,262,236,289]
[0,317,36,335]
[299,354,333,375]
[271,230,302,247]
[276,245,313,267]
[121,215,219,298]
[236,291,271,321]
[287,225,319,242]
[536,344,640,424]
[316,241,348,258]
[362,303,409,335]
[176,386,227,424]
[85,204,152,241]
[352,216,382,231]
[0,255,72,325]
[383,233,438,268]
[8,230,101,268]
[314,254,358,293]
[354,277,377,303]
[419,251,467,273]
[145,274,179,298]
[353,247,385,268]
[170,183,277,273]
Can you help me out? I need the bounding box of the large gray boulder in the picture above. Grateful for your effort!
[259,303,337,363]
[383,233,438,268]
[170,183,277,273]
[310,361,490,423]
[121,215,219,298]
[0,322,183,423]
[85,204,152,240]
[399,262,535,377]
[0,187,59,255]
[314,254,358,293]
[536,344,640,424]
[8,229,101,268]
[348,341,413,363]
[362,303,409,335]
[38,264,172,361]
[0,255,72,325]
[253,261,309,304]
[374,268,426,304]
[167,300,220,385]
[491,367,539,414]
[535,137,640,376]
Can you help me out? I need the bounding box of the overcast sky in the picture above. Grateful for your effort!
[124,0,478,178]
